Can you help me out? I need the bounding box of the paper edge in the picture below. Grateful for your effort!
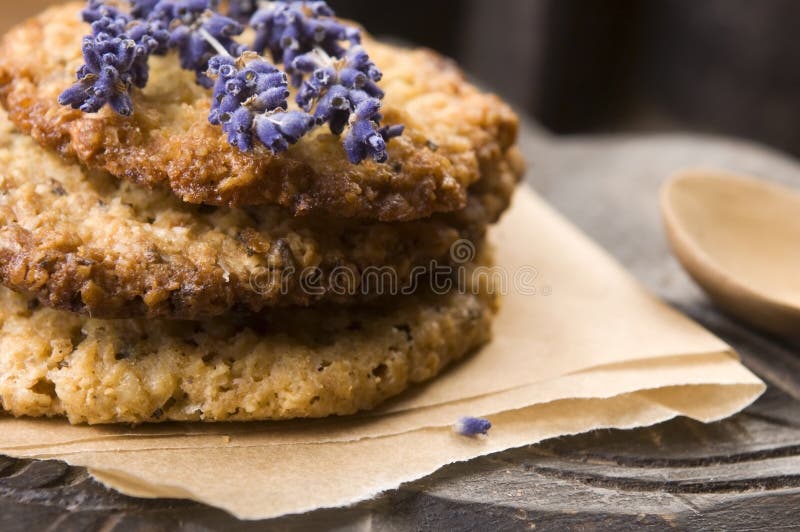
[80,381,765,520]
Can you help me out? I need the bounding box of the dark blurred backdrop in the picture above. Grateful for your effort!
[336,0,800,156]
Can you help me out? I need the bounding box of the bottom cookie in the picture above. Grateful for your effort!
[0,260,497,424]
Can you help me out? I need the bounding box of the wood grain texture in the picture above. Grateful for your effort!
[2,121,800,531]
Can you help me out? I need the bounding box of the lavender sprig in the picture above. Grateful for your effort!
[295,47,403,163]
[60,0,403,164]
[250,1,359,87]
[58,37,138,116]
[149,1,246,87]
[207,53,314,153]
[82,0,129,24]
[59,2,167,115]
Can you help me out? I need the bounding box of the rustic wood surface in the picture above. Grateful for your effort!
[2,121,800,531]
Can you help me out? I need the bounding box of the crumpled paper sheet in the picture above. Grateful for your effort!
[0,187,764,519]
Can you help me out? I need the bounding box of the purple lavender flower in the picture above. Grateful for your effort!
[453,417,492,437]
[59,35,142,116]
[250,0,360,86]
[61,0,402,164]
[253,110,315,153]
[226,0,259,21]
[208,55,289,122]
[151,1,247,87]
[130,0,161,17]
[60,1,174,114]
[292,46,402,163]
[344,122,404,164]
[208,54,313,153]
[85,7,169,59]
[82,0,129,24]
[127,19,171,58]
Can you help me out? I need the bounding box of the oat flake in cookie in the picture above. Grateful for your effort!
[0,261,497,424]
[0,2,518,221]
[0,109,520,319]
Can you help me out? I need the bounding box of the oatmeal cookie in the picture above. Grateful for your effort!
[0,3,519,221]
[0,109,522,319]
[0,260,496,424]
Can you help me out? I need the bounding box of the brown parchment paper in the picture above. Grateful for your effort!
[0,187,765,520]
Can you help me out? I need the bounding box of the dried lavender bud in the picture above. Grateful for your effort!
[59,36,140,116]
[127,19,171,58]
[344,119,404,164]
[314,85,352,132]
[250,0,360,86]
[208,54,310,153]
[226,0,259,21]
[253,111,315,153]
[223,106,256,151]
[209,55,288,120]
[151,1,246,87]
[295,64,336,111]
[130,0,161,17]
[293,46,400,163]
[340,46,383,97]
[82,0,129,24]
[453,417,492,437]
[84,1,170,56]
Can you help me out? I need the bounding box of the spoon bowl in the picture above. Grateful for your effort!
[661,169,800,341]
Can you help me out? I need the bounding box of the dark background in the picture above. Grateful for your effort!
[337,0,800,157]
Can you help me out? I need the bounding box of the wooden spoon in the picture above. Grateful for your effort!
[661,169,800,342]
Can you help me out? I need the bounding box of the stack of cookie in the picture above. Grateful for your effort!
[0,2,521,424]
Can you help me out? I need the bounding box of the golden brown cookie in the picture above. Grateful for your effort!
[0,258,497,424]
[0,108,521,319]
[0,3,519,221]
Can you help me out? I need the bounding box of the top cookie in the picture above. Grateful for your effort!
[0,3,519,221]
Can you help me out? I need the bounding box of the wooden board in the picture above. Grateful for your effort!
[2,122,800,531]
